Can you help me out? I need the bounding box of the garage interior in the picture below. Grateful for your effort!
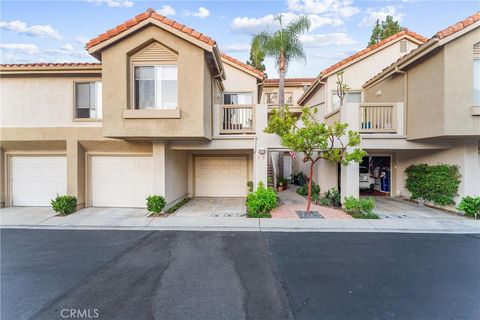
[360,155,391,196]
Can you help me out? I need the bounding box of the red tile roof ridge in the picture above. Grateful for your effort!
[434,11,480,39]
[220,53,264,78]
[86,8,216,50]
[0,62,101,68]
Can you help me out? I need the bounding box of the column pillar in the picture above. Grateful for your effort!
[341,160,359,201]
[254,104,268,187]
[152,140,166,197]
[66,140,85,210]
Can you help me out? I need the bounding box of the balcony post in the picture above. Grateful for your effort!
[254,104,268,187]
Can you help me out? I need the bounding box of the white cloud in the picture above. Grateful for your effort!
[223,43,250,52]
[75,36,89,45]
[0,43,40,55]
[186,7,210,18]
[0,20,62,40]
[359,6,404,27]
[231,12,342,35]
[157,5,176,16]
[287,0,360,17]
[300,32,356,47]
[87,0,133,8]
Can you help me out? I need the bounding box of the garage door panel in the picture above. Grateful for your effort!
[195,157,247,197]
[91,156,153,208]
[11,156,67,206]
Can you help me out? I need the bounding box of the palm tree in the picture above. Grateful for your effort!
[253,15,310,113]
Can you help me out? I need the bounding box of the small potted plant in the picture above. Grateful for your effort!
[330,188,341,207]
[277,178,285,192]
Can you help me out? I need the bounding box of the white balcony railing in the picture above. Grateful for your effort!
[359,103,397,133]
[219,104,255,134]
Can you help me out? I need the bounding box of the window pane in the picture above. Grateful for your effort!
[161,80,177,109]
[237,93,252,104]
[474,59,480,105]
[76,108,90,118]
[135,66,155,80]
[331,92,340,109]
[134,67,155,109]
[224,94,237,104]
[347,92,362,103]
[162,66,177,80]
[76,83,90,108]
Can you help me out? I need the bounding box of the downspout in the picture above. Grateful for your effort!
[394,67,407,136]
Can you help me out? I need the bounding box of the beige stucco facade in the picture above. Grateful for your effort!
[0,16,265,209]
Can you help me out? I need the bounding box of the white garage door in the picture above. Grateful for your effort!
[11,156,67,206]
[195,157,247,197]
[91,156,153,207]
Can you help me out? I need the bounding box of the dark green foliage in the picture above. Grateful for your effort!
[291,171,308,186]
[246,182,277,218]
[146,195,166,214]
[368,15,403,46]
[344,196,379,219]
[165,198,190,214]
[457,196,480,218]
[247,180,254,193]
[319,188,341,207]
[405,164,461,205]
[51,195,77,215]
[246,36,266,76]
[297,182,320,197]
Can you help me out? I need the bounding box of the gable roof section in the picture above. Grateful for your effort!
[220,53,264,79]
[364,12,480,89]
[298,29,427,105]
[86,8,215,51]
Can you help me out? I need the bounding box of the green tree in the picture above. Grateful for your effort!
[252,15,310,114]
[246,36,267,77]
[265,107,365,212]
[368,15,403,46]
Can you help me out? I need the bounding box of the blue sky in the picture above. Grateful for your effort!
[0,0,478,77]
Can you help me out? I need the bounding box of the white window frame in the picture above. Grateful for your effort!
[223,92,254,105]
[74,81,102,119]
[473,57,480,106]
[132,64,178,110]
[331,90,363,110]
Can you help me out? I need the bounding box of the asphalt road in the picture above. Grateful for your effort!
[1,229,479,320]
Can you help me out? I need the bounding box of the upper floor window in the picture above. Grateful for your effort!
[134,65,177,110]
[332,90,362,109]
[75,82,102,119]
[223,92,253,105]
[265,92,293,105]
[473,43,480,106]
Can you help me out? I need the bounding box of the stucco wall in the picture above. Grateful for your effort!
[364,73,405,103]
[222,62,258,99]
[443,28,480,136]
[406,49,445,139]
[165,148,188,202]
[0,76,102,128]
[101,25,211,138]
[395,139,480,201]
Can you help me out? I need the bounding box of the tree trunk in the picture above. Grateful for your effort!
[306,160,314,212]
[278,55,286,115]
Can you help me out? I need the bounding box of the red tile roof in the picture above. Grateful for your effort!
[86,8,216,50]
[264,78,315,84]
[321,29,427,76]
[435,11,479,39]
[0,62,101,68]
[220,53,264,78]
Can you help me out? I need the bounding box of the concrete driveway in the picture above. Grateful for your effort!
[373,197,463,219]
[175,198,246,218]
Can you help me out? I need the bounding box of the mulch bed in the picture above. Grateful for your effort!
[296,210,324,219]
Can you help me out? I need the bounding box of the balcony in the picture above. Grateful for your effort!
[359,103,397,134]
[214,104,256,135]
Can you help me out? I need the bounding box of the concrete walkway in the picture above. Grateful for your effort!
[1,206,478,233]
[175,198,246,218]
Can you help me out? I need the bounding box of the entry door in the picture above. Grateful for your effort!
[90,156,153,207]
[195,157,247,197]
[10,156,67,206]
[283,155,292,179]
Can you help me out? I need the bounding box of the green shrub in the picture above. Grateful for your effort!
[146,195,166,214]
[296,182,320,196]
[51,195,77,215]
[246,182,277,218]
[343,196,379,219]
[165,198,190,214]
[405,164,461,206]
[457,196,480,218]
[247,181,254,193]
